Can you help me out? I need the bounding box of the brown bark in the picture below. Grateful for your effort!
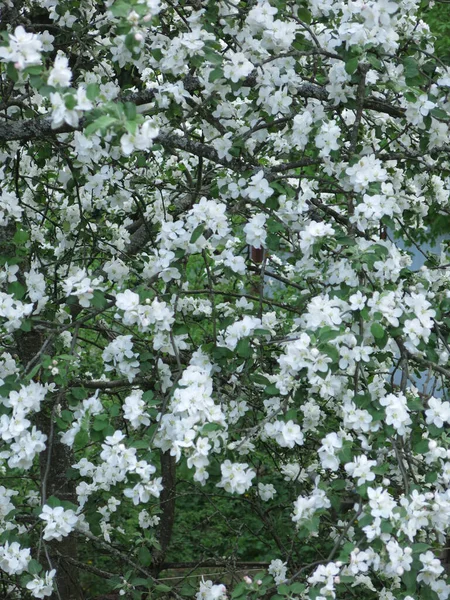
[153,451,177,574]
[39,411,81,599]
[15,330,82,599]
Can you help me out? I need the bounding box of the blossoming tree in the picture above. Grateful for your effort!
[1,0,450,598]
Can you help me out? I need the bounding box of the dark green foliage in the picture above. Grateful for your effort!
[425,2,450,64]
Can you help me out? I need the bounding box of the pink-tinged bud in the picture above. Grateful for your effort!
[334,576,340,584]
[257,580,262,586]
[243,576,252,585]
[143,14,152,22]
[134,33,144,42]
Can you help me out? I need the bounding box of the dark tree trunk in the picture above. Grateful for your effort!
[153,451,177,575]
[15,330,82,599]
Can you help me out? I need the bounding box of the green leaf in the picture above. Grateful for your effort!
[8,281,25,300]
[25,363,42,382]
[13,227,29,245]
[24,65,42,75]
[231,582,247,599]
[267,218,285,234]
[354,393,371,408]
[338,541,355,562]
[339,575,355,584]
[251,373,271,386]
[138,546,152,567]
[277,585,290,596]
[28,559,42,575]
[61,410,73,423]
[425,470,438,483]
[179,583,196,597]
[266,233,280,251]
[431,107,449,121]
[367,54,383,71]
[331,479,346,490]
[84,115,117,136]
[93,416,108,431]
[71,387,87,400]
[408,397,424,411]
[6,61,18,82]
[321,343,339,363]
[125,119,138,135]
[236,338,252,358]
[296,7,311,24]
[151,48,163,61]
[110,0,131,17]
[86,83,100,101]
[45,496,61,508]
[253,328,271,337]
[124,101,137,120]
[403,56,419,79]
[414,439,429,454]
[370,323,385,339]
[381,519,393,533]
[345,57,359,75]
[109,404,120,417]
[131,577,151,587]
[402,568,417,592]
[264,384,281,396]
[190,224,205,244]
[318,326,341,343]
[212,346,234,361]
[154,584,171,593]
[202,422,223,433]
[91,290,108,309]
[209,68,224,82]
[358,514,372,528]
[405,91,417,103]
[74,428,89,449]
[64,94,77,110]
[28,74,43,89]
[203,47,223,65]
[290,583,305,594]
[338,441,353,464]
[20,319,32,332]
[131,439,151,449]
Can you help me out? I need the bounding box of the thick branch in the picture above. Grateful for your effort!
[153,451,177,573]
[160,561,270,570]
[0,77,406,144]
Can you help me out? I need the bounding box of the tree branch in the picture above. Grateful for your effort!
[0,76,406,145]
